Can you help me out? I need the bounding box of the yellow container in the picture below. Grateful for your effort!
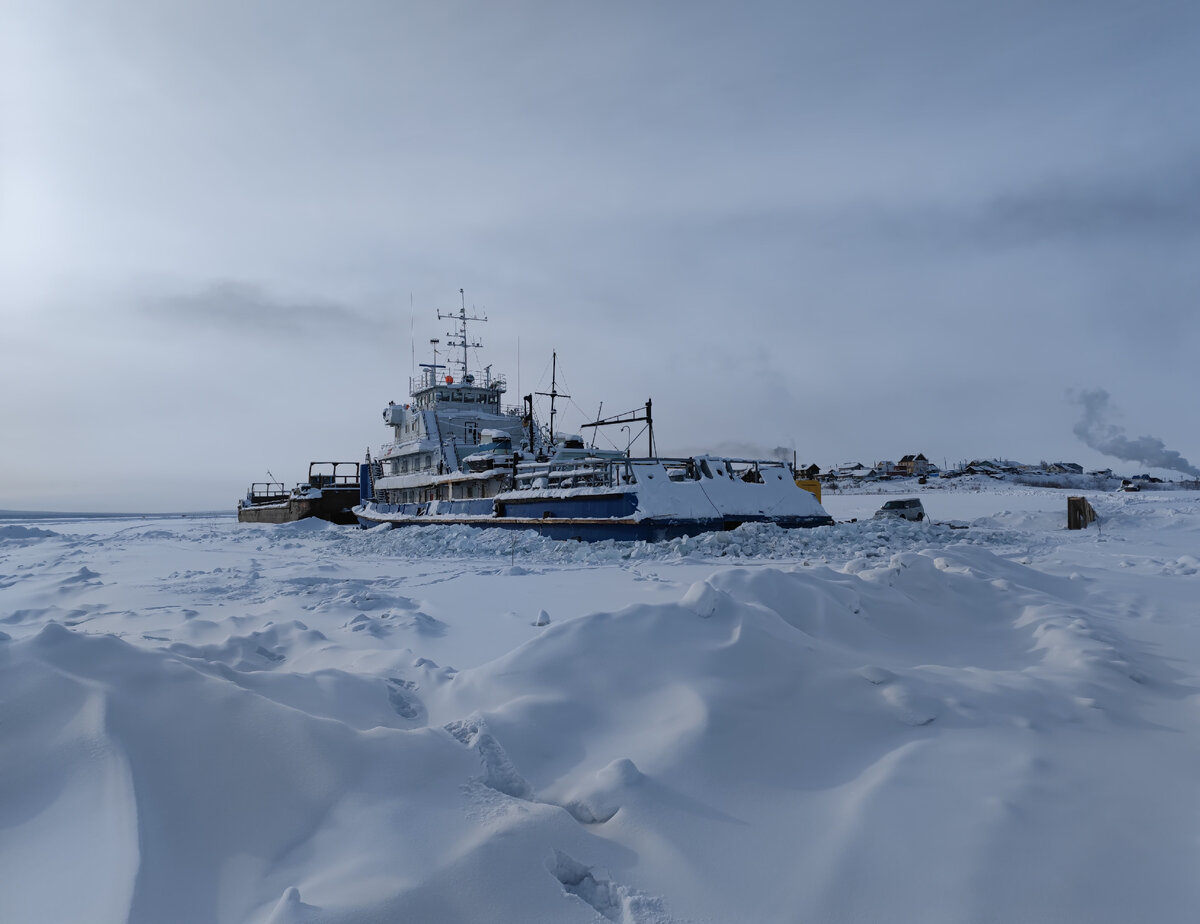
[795,479,822,502]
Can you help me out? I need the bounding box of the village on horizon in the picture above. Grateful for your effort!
[797,453,1196,491]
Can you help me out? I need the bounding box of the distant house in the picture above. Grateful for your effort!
[1047,462,1084,475]
[875,460,898,478]
[797,463,821,480]
[967,458,1028,474]
[833,462,884,482]
[898,453,931,476]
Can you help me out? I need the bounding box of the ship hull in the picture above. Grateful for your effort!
[238,488,361,525]
[354,498,833,541]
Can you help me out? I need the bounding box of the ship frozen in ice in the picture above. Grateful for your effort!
[355,294,832,540]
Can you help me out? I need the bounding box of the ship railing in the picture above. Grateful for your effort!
[513,457,624,490]
[409,372,510,394]
[246,482,288,503]
[509,455,792,491]
[307,461,360,488]
[675,457,792,484]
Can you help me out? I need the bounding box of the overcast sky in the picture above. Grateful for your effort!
[3,0,1198,511]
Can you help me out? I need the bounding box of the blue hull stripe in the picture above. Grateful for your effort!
[354,508,833,542]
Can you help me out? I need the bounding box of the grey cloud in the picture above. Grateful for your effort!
[691,159,1200,255]
[143,281,373,339]
[524,156,1200,279]
[970,165,1200,246]
[815,161,1200,255]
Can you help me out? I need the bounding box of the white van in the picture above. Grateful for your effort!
[874,498,925,521]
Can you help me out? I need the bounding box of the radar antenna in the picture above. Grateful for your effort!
[439,288,487,383]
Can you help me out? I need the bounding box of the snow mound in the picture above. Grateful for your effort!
[3,491,1200,922]
[332,518,1024,566]
[0,524,58,541]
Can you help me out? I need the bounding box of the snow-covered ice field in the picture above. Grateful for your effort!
[3,484,1200,924]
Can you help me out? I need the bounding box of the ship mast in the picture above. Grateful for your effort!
[536,351,570,447]
[439,288,486,383]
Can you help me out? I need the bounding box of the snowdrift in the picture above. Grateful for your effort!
[2,490,1199,923]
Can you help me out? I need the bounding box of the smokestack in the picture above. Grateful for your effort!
[1072,388,1200,477]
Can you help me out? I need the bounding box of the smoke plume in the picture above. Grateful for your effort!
[676,441,797,463]
[1072,389,1200,477]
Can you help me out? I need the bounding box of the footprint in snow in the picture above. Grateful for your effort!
[547,849,677,923]
[444,717,533,801]
[385,678,421,719]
